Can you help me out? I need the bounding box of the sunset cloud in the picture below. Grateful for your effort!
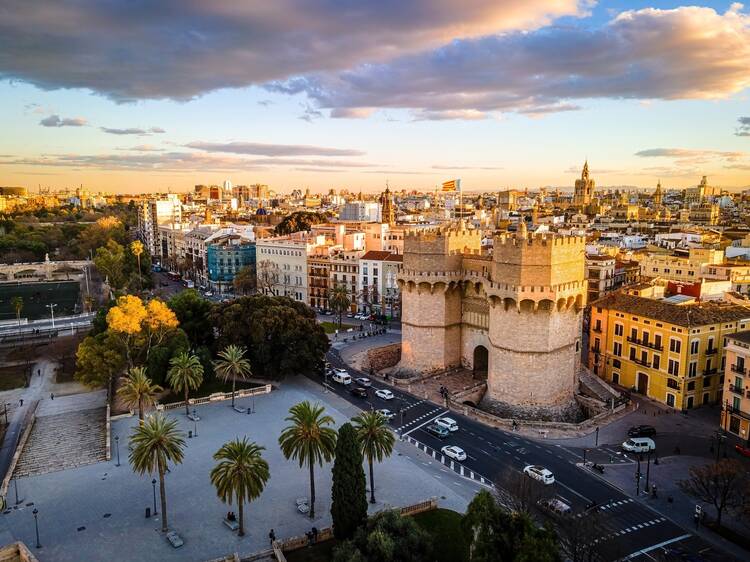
[184,141,364,157]
[39,114,87,127]
[101,127,165,135]
[737,116,750,137]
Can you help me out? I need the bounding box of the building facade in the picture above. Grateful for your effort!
[573,161,595,208]
[206,239,256,292]
[589,292,750,410]
[721,332,750,443]
[398,222,586,419]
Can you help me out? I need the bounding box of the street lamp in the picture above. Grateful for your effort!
[32,508,40,549]
[193,409,198,437]
[151,478,158,516]
[595,426,600,447]
[13,478,22,505]
[46,303,57,330]
[115,435,120,467]
[636,454,642,495]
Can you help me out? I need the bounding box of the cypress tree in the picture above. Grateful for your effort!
[331,422,368,539]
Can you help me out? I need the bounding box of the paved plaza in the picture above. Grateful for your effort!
[0,376,480,562]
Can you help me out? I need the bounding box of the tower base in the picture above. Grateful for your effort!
[478,395,583,423]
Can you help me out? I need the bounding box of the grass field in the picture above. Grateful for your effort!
[0,366,29,391]
[319,321,354,334]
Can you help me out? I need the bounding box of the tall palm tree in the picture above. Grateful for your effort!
[328,284,351,328]
[117,366,163,423]
[278,401,337,518]
[214,345,252,408]
[11,296,23,327]
[129,413,185,532]
[167,352,204,416]
[130,240,144,291]
[352,411,396,503]
[210,438,270,537]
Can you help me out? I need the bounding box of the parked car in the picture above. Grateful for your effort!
[735,444,750,458]
[332,369,352,385]
[349,386,368,398]
[375,389,394,400]
[627,425,656,438]
[355,377,372,387]
[538,497,572,517]
[425,424,450,439]
[523,465,555,485]
[441,445,467,461]
[435,417,459,432]
[621,437,656,453]
[376,409,395,421]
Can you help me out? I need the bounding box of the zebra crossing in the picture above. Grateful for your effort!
[397,406,446,435]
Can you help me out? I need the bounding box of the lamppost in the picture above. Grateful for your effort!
[115,435,120,467]
[46,303,57,330]
[151,478,158,516]
[13,478,21,505]
[595,426,600,447]
[32,508,40,548]
[3,403,8,425]
[193,409,198,437]
[645,449,652,490]
[583,448,588,463]
[636,454,642,495]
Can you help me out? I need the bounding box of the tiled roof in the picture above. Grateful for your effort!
[592,291,750,327]
[361,250,392,261]
[385,254,403,262]
[728,330,750,345]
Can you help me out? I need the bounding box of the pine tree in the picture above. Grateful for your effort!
[331,423,368,540]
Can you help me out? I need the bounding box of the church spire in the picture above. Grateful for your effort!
[582,159,589,180]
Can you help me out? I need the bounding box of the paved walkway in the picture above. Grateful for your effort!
[0,377,480,562]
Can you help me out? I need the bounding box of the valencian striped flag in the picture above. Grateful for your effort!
[442,179,461,192]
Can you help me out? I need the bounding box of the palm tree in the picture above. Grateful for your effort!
[328,284,351,328]
[352,411,396,503]
[130,240,144,291]
[117,366,163,423]
[210,438,270,537]
[278,401,337,518]
[214,345,252,409]
[129,413,185,532]
[167,352,204,416]
[11,296,23,327]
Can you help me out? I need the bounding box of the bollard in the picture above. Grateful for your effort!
[188,430,193,439]
[145,507,151,518]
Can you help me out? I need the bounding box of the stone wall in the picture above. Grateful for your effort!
[367,343,402,372]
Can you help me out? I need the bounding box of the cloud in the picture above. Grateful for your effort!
[635,148,745,165]
[184,141,364,157]
[299,103,323,123]
[0,1,582,101]
[330,107,375,119]
[101,126,165,135]
[412,109,489,121]
[563,165,620,174]
[737,116,750,137]
[39,114,87,127]
[269,5,750,117]
[432,164,503,170]
[117,144,164,152]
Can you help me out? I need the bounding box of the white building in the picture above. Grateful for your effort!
[137,195,182,257]
[340,201,381,222]
[256,232,312,303]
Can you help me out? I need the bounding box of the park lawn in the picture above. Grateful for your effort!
[0,366,28,391]
[413,508,469,562]
[319,321,354,334]
[284,539,336,562]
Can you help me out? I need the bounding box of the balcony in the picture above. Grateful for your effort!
[705,348,718,356]
[703,367,718,376]
[592,326,603,334]
[632,356,652,368]
[627,336,664,352]
[731,364,747,375]
[729,384,745,395]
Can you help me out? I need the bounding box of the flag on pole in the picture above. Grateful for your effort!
[442,179,461,192]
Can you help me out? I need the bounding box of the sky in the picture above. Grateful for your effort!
[1,0,749,195]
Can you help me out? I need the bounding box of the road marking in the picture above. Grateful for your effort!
[556,480,591,503]
[622,534,692,559]
[402,409,449,437]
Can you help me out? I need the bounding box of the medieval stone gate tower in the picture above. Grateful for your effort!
[398,221,586,419]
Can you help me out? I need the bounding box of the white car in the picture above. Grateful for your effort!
[435,417,459,432]
[375,389,394,400]
[376,409,395,420]
[355,377,372,387]
[523,465,555,485]
[441,445,467,461]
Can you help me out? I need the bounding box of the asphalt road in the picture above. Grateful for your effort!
[320,350,732,562]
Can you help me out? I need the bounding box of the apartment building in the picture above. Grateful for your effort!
[137,195,182,256]
[357,251,403,317]
[721,331,750,442]
[638,248,724,283]
[589,292,750,410]
[586,255,616,303]
[329,248,364,313]
[255,232,311,302]
[308,250,331,310]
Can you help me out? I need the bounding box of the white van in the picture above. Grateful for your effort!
[331,369,352,385]
[622,437,656,453]
[435,417,459,432]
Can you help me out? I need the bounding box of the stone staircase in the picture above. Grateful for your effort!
[579,369,621,403]
[13,407,107,478]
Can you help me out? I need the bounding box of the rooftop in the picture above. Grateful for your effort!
[593,291,750,327]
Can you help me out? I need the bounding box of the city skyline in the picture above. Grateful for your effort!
[1,0,749,193]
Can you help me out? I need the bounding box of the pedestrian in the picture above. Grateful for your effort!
[19,398,23,407]
[37,369,41,377]
[50,393,54,400]
[269,529,276,546]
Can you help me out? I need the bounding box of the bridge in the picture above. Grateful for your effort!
[0,258,92,282]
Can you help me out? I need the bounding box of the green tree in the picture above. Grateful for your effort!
[117,366,163,423]
[94,239,126,290]
[332,510,432,562]
[167,351,204,416]
[462,490,560,562]
[10,296,23,326]
[210,437,270,537]
[167,289,214,347]
[328,284,351,327]
[352,411,395,504]
[274,211,329,236]
[145,329,190,387]
[331,423,368,540]
[211,295,329,380]
[128,413,186,532]
[233,265,257,295]
[75,332,126,389]
[214,345,252,408]
[278,401,337,519]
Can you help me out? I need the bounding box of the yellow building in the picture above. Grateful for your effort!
[721,332,750,442]
[589,292,750,410]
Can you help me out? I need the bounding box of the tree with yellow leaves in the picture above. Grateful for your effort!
[107,295,179,366]
[144,299,179,357]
